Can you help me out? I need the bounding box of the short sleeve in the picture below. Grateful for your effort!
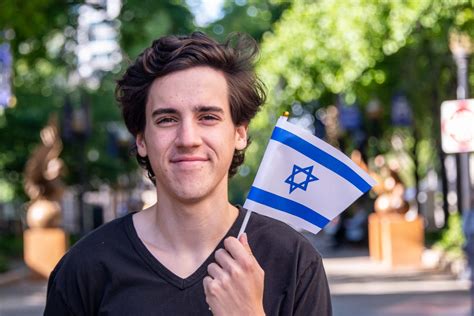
[293,258,332,316]
[43,249,104,316]
[44,265,77,316]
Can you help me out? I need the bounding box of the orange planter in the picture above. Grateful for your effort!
[23,228,68,278]
[369,213,424,267]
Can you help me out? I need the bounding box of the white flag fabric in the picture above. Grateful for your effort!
[243,117,376,235]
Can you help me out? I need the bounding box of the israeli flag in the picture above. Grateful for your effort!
[242,117,376,235]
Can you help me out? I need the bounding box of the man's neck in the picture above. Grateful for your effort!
[135,184,238,254]
[133,187,238,278]
[155,197,237,251]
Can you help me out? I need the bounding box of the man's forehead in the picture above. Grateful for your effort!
[151,66,227,89]
[145,66,230,115]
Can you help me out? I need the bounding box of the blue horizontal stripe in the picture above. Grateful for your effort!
[248,186,330,229]
[271,126,371,193]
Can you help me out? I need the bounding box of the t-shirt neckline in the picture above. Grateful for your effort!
[124,206,246,290]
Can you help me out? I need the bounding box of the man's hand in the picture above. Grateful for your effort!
[203,233,265,316]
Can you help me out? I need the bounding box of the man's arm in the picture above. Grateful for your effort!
[44,286,77,316]
[43,252,103,316]
[44,265,77,316]
[293,258,332,316]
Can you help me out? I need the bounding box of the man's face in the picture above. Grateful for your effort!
[136,66,247,203]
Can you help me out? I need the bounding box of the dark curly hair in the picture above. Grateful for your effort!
[116,32,266,184]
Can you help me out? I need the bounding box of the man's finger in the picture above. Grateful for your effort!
[214,248,236,272]
[203,276,212,296]
[224,236,255,265]
[238,233,253,256]
[207,262,225,280]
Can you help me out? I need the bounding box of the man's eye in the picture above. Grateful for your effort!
[201,114,218,121]
[156,117,176,125]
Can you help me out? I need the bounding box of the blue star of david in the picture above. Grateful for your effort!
[285,165,318,194]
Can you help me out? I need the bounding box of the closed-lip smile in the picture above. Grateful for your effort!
[170,156,208,163]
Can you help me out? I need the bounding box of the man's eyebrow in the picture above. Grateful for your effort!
[193,105,224,114]
[151,106,224,117]
[151,108,178,117]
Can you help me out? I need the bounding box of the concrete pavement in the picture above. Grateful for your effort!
[306,232,472,316]
[325,255,470,316]
[0,278,46,316]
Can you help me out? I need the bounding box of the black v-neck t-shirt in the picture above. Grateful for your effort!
[44,207,332,315]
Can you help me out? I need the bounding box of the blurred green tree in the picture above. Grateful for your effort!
[0,0,195,202]
[202,0,289,42]
[229,0,474,207]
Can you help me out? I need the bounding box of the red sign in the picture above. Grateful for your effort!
[441,99,474,153]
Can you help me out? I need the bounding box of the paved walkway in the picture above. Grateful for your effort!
[0,233,472,316]
[325,255,470,316]
[0,278,46,316]
[306,232,472,316]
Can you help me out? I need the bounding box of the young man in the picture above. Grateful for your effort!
[44,32,332,315]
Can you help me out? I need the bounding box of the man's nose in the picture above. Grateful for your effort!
[175,120,203,148]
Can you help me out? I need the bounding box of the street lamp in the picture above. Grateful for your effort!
[449,31,472,215]
[449,30,473,316]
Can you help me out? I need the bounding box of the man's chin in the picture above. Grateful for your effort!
[172,192,209,205]
[168,184,212,203]
[157,174,228,203]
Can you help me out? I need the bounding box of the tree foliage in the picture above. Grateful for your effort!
[240,0,474,190]
[120,0,194,58]
[259,0,472,105]
[0,0,195,202]
[202,0,289,42]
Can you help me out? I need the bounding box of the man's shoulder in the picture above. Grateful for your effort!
[45,213,136,315]
[53,213,133,272]
[71,213,132,253]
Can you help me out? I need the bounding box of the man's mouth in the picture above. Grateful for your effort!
[170,156,209,165]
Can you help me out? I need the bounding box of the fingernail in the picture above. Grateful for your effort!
[241,232,248,245]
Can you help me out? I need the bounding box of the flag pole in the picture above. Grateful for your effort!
[237,208,252,238]
[237,111,290,238]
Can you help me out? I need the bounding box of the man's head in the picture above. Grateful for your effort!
[116,32,266,184]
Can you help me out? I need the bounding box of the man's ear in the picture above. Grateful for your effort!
[136,133,148,157]
[235,123,248,151]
